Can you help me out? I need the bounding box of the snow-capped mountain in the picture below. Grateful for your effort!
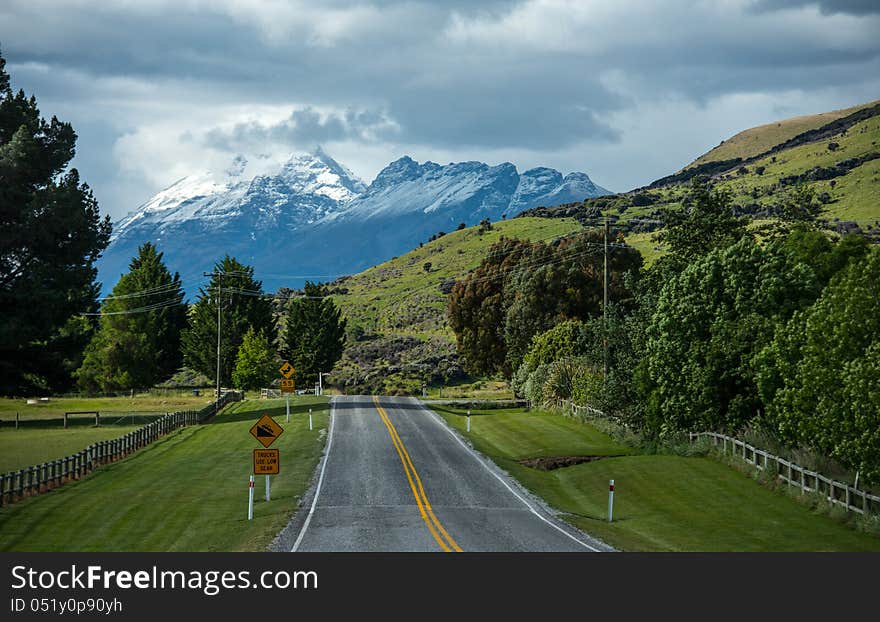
[98,150,609,295]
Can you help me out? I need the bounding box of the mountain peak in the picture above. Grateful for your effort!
[276,148,366,201]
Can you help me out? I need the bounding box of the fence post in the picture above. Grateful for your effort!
[0,474,5,507]
[17,469,24,498]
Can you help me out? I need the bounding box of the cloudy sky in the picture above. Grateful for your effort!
[2,0,878,221]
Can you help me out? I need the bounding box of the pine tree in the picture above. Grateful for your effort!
[280,282,346,387]
[181,256,274,386]
[75,243,187,391]
[0,50,112,394]
[232,327,277,391]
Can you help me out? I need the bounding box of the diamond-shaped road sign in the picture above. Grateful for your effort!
[279,361,295,379]
[249,414,284,448]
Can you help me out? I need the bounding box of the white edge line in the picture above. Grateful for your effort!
[291,397,336,552]
[418,399,603,552]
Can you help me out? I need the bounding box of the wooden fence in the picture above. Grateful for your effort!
[691,431,880,516]
[557,398,606,418]
[0,391,241,508]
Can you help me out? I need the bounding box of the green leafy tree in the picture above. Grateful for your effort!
[232,327,277,391]
[756,251,880,480]
[0,50,111,394]
[181,256,273,386]
[644,236,819,435]
[75,243,187,391]
[280,282,346,387]
[657,180,748,264]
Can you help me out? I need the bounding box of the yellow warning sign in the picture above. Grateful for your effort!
[254,449,280,475]
[280,378,295,394]
[279,361,295,379]
[249,414,284,448]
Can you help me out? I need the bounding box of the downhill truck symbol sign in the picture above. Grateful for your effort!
[279,361,295,379]
[249,414,284,448]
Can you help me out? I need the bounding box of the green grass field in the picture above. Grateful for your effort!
[0,394,214,423]
[433,406,880,551]
[0,427,141,473]
[0,396,328,552]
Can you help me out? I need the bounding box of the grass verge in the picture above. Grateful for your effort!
[0,395,214,423]
[432,406,880,551]
[0,427,141,473]
[0,396,328,552]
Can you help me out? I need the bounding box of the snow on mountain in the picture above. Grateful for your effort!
[338,157,519,221]
[98,150,609,295]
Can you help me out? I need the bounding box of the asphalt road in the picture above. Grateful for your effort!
[287,395,611,552]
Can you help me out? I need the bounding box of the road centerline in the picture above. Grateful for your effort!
[373,395,462,553]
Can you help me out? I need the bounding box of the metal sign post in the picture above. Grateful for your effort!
[247,475,254,520]
[286,394,290,423]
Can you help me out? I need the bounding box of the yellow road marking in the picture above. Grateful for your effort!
[373,396,463,552]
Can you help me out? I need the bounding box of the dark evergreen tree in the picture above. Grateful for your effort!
[75,243,186,391]
[181,256,273,387]
[447,237,534,376]
[502,229,642,373]
[280,282,346,388]
[0,50,111,394]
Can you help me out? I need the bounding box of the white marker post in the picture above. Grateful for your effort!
[248,475,255,520]
[286,394,290,423]
[467,410,471,433]
[265,475,271,502]
[309,408,313,431]
[608,479,615,522]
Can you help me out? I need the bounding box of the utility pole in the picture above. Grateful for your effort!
[204,271,224,412]
[603,218,609,382]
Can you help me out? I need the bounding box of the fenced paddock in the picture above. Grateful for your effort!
[691,431,880,517]
[0,411,167,429]
[0,391,241,507]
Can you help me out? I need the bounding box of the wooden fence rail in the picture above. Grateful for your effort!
[0,391,241,507]
[690,431,880,517]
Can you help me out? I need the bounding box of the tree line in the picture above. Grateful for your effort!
[448,181,880,483]
[0,53,344,396]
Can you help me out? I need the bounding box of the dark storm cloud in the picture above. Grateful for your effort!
[754,0,880,15]
[4,0,876,151]
[1,0,878,212]
[203,107,398,149]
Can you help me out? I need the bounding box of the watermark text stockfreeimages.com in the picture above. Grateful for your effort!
[10,565,317,597]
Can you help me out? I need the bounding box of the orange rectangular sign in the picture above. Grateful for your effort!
[254,449,280,475]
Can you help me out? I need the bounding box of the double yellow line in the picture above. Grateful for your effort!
[373,396,462,552]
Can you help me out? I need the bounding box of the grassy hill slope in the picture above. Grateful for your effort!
[690,99,878,168]
[326,217,582,393]
[322,100,879,393]
[522,100,880,265]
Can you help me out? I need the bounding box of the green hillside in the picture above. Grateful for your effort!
[690,100,878,168]
[523,100,880,261]
[324,101,879,393]
[326,217,582,393]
